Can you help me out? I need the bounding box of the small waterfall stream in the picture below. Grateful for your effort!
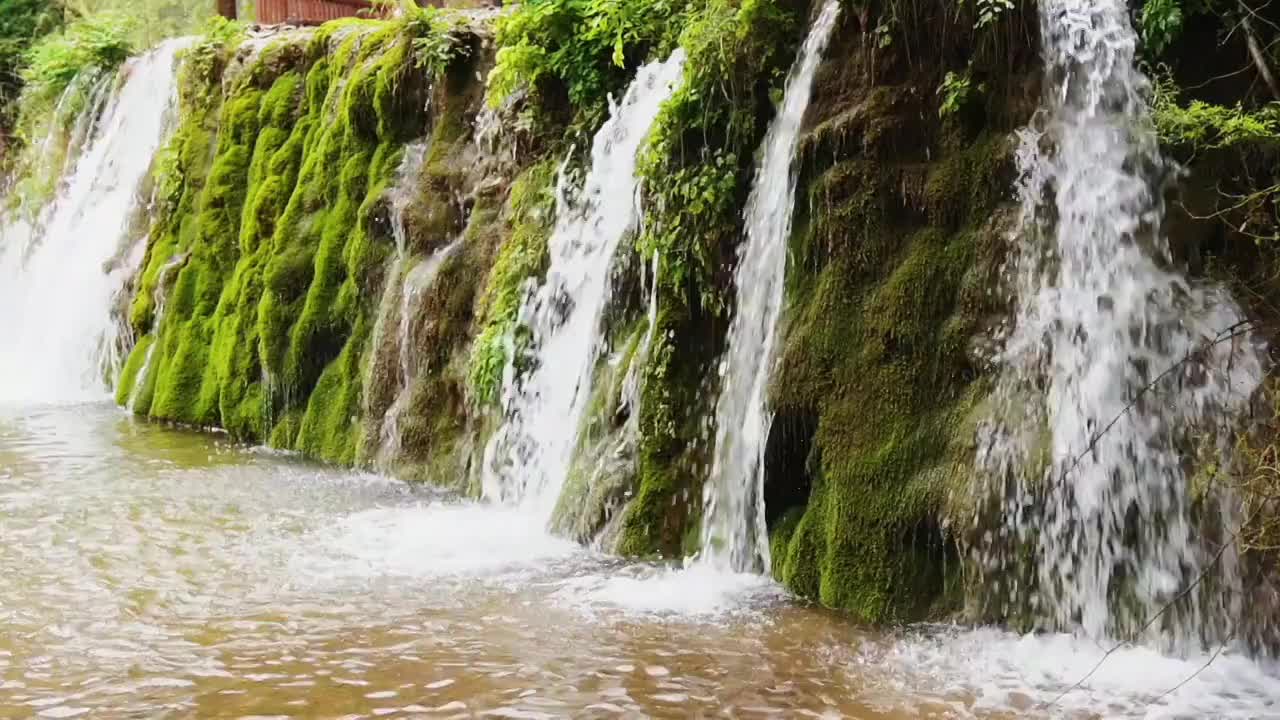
[699,0,841,572]
[980,0,1265,648]
[482,51,686,524]
[0,40,186,406]
[126,252,189,411]
[366,142,465,465]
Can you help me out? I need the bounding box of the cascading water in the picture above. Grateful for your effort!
[366,142,466,465]
[698,0,841,572]
[127,252,189,411]
[978,0,1265,649]
[379,242,463,462]
[482,51,686,523]
[0,40,186,406]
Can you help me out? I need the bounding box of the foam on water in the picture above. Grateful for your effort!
[296,502,583,584]
[556,563,784,618]
[862,627,1280,718]
[2,406,1276,717]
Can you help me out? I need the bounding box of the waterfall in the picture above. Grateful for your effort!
[0,40,186,406]
[698,0,841,573]
[482,51,686,524]
[979,0,1265,649]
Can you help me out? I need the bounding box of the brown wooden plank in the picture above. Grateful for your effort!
[256,0,374,25]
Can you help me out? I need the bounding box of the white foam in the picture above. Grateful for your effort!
[863,627,1280,718]
[293,502,583,583]
[556,562,784,618]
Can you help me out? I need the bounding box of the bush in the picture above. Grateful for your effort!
[20,10,134,112]
[61,0,220,48]
[487,0,688,125]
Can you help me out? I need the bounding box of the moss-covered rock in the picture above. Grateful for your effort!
[118,14,491,472]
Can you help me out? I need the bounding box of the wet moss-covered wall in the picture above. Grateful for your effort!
[755,4,1039,621]
[112,1,1043,623]
[109,0,1280,632]
[116,15,500,471]
[608,0,1041,622]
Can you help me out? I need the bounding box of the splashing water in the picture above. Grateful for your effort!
[699,0,841,572]
[0,41,186,406]
[978,0,1265,648]
[483,51,686,523]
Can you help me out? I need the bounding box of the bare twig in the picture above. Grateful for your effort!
[1060,320,1255,481]
[1041,321,1259,710]
[1239,0,1280,100]
[1147,626,1237,707]
[1040,532,1238,709]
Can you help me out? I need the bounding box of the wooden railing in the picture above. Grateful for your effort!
[255,0,377,25]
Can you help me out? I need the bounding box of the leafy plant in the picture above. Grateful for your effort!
[974,0,1015,28]
[1140,0,1184,56]
[1152,75,1280,150]
[20,10,134,106]
[487,0,688,124]
[937,70,980,118]
[405,5,469,76]
[61,0,222,48]
[0,0,62,127]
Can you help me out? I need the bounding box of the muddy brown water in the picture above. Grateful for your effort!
[2,405,1277,719]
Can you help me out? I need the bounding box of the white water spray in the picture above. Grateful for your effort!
[699,0,841,572]
[483,51,686,523]
[979,0,1264,648]
[0,41,186,406]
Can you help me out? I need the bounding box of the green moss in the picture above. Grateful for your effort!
[114,334,155,407]
[550,314,650,539]
[117,17,475,467]
[764,136,1011,622]
[467,158,557,406]
[296,328,368,464]
[618,0,802,558]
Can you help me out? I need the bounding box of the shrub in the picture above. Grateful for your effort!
[19,10,134,113]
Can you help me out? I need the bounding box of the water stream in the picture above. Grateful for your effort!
[3,5,1280,718]
[126,252,189,412]
[979,0,1266,648]
[700,0,841,572]
[482,51,686,523]
[369,142,464,465]
[0,40,186,407]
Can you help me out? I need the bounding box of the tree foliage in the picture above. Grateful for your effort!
[0,0,62,129]
[60,0,218,48]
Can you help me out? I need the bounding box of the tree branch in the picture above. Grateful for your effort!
[1239,0,1280,100]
